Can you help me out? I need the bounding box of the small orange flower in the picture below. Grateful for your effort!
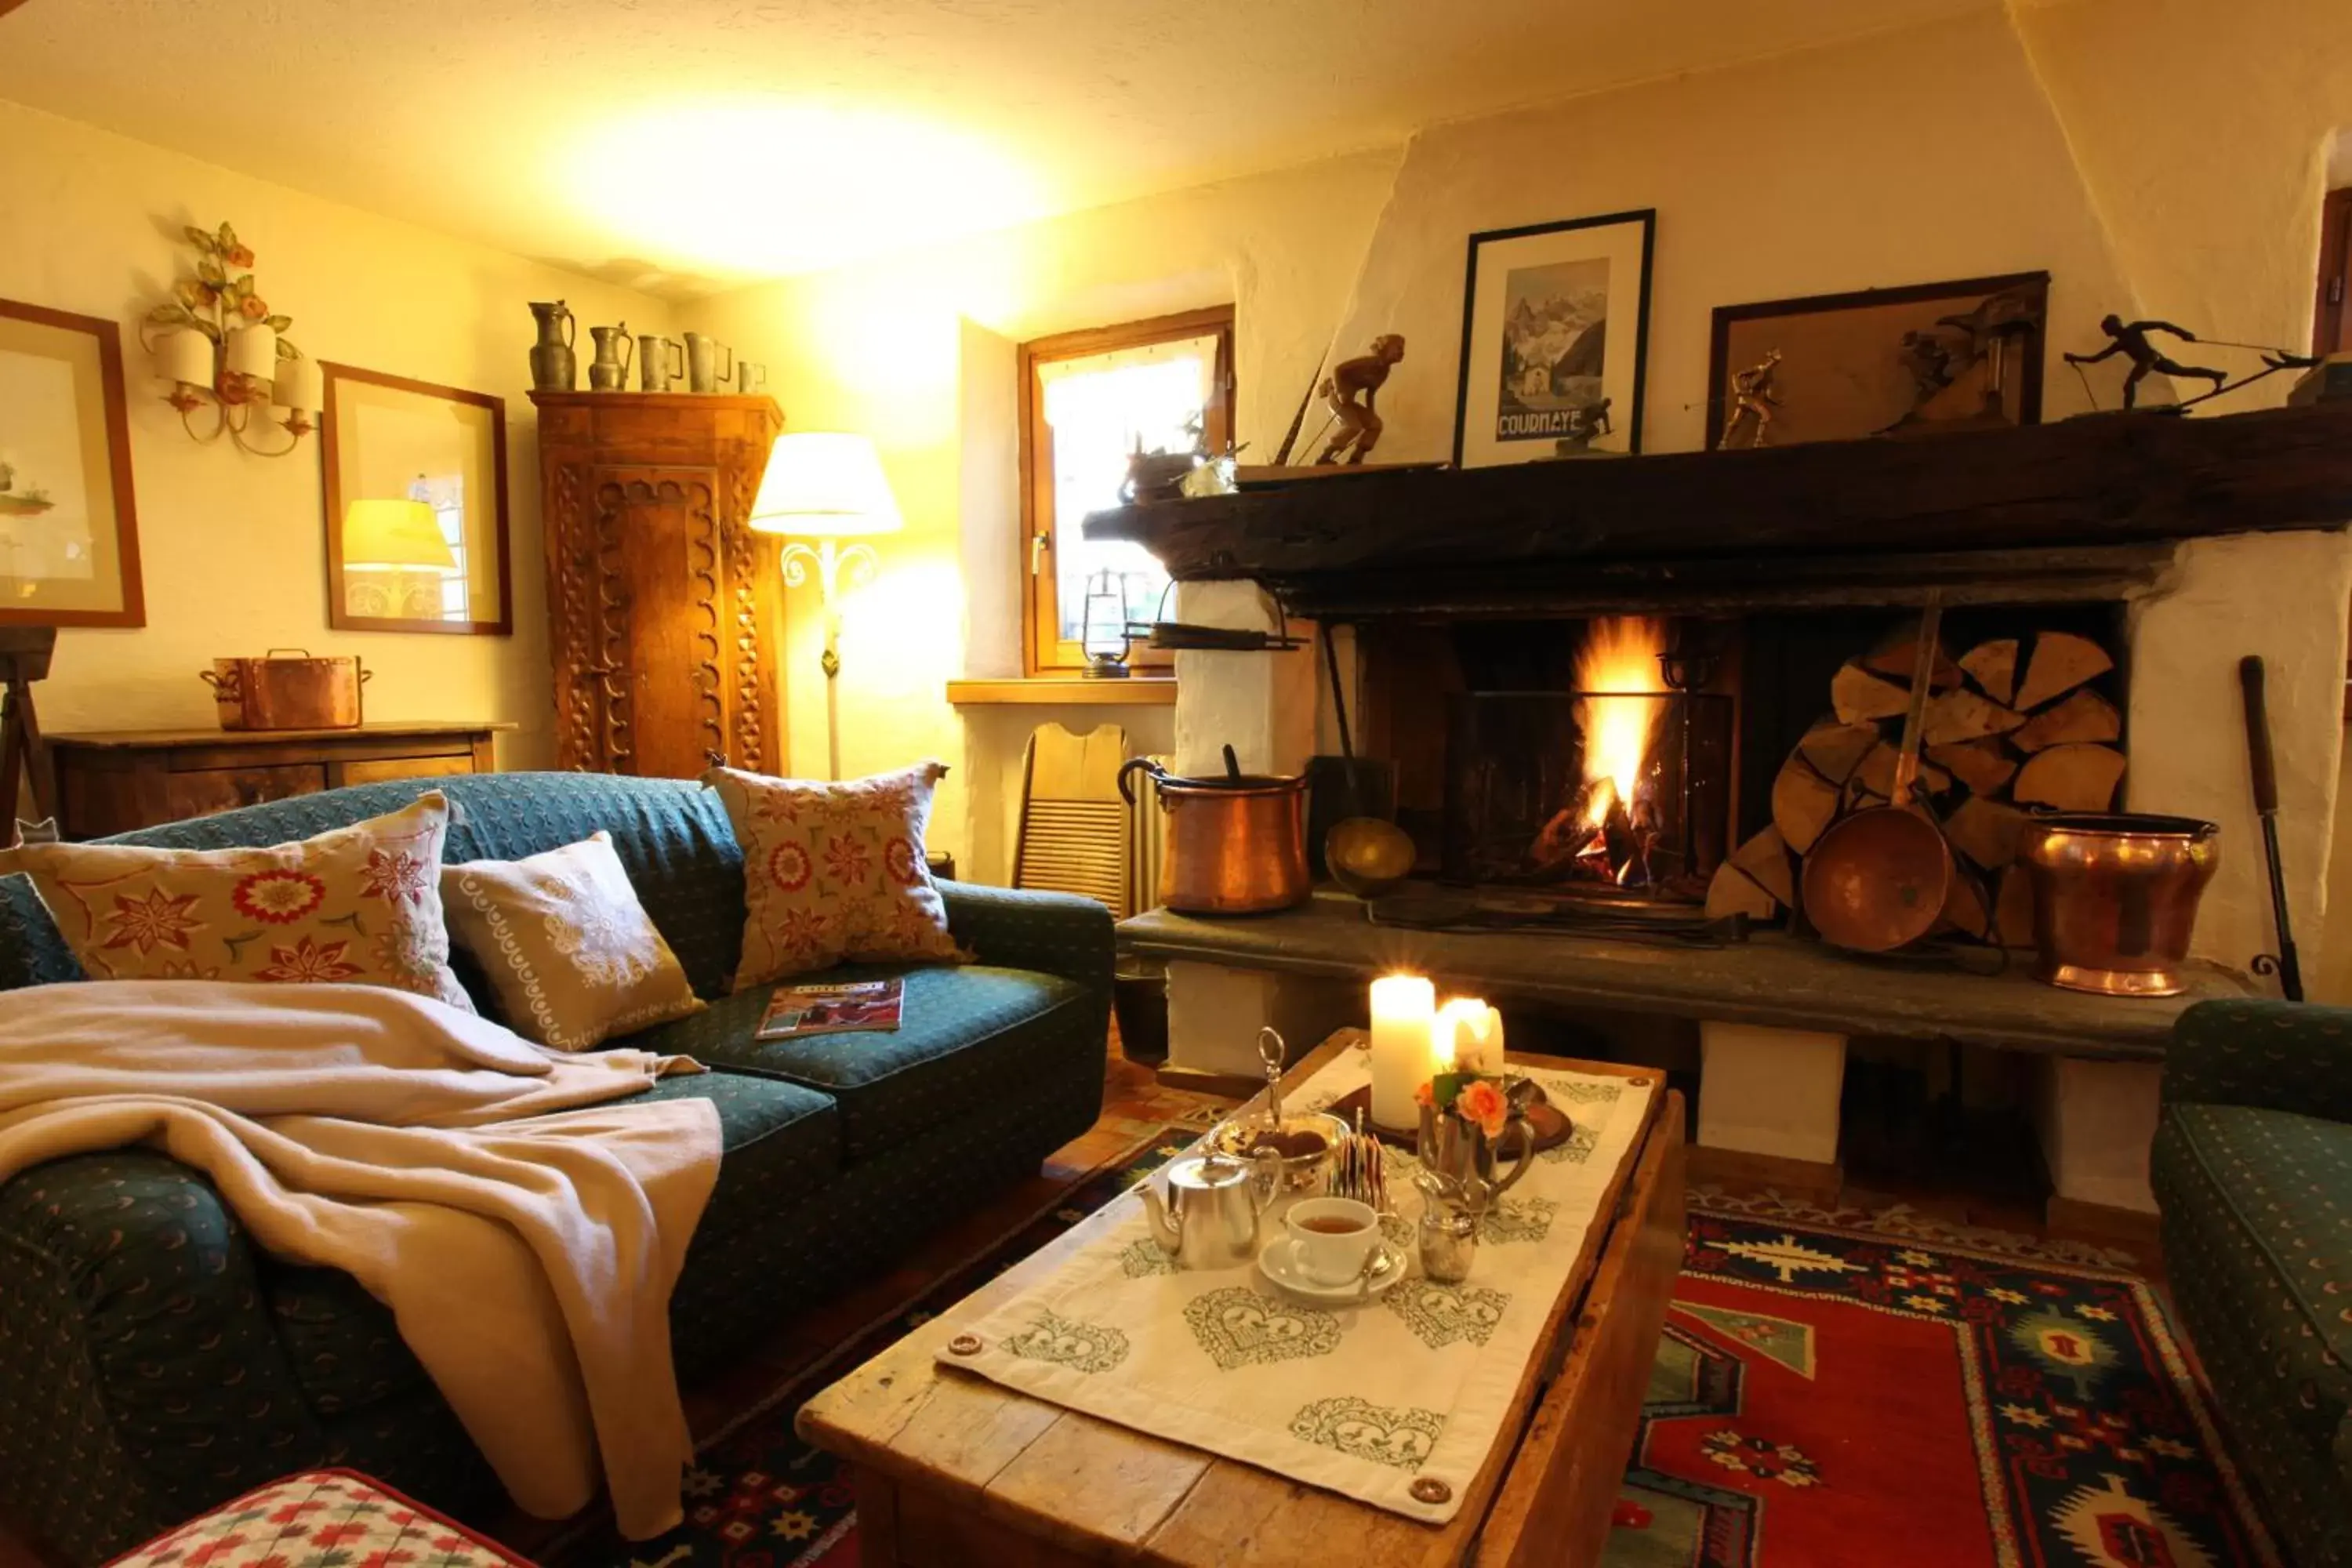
[1456,1078,1510,1140]
[1413,1080,1435,1109]
[238,294,269,320]
[226,244,256,268]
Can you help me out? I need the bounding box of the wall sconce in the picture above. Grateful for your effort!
[142,220,318,457]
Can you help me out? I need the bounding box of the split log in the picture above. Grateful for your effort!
[1728,823,1796,907]
[1831,663,1911,725]
[1795,720,1882,786]
[2012,742,2125,811]
[2013,688,2121,753]
[1994,865,2038,948]
[2014,630,2114,712]
[1861,628,1962,689]
[1957,638,2019,706]
[1706,861,1780,920]
[1944,797,2029,872]
[1770,757,1843,855]
[1921,688,2026,747]
[1853,741,1952,800]
[1926,737,2019,797]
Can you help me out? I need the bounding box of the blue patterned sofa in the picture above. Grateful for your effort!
[2151,1000,2352,1567]
[0,773,1112,1566]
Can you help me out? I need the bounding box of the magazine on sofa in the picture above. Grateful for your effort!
[753,978,906,1040]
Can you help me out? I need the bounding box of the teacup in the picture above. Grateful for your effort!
[1284,1196,1378,1286]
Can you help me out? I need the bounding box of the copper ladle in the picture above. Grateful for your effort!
[1319,623,1415,898]
[1801,597,1955,953]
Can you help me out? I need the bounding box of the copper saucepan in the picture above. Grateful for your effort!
[1119,746,1311,915]
[1802,600,1956,953]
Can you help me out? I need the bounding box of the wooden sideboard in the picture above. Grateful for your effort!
[528,391,788,777]
[49,720,513,840]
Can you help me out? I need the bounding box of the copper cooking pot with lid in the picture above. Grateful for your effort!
[1119,745,1311,915]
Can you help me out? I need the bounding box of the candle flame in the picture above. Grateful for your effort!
[1574,616,1670,827]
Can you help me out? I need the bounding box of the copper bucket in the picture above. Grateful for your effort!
[2018,813,2219,996]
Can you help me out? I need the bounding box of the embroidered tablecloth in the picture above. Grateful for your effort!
[937,1049,1654,1523]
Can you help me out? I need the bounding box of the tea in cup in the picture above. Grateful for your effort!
[1284,1196,1378,1285]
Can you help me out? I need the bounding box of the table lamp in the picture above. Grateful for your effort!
[343,498,455,619]
[748,432,902,780]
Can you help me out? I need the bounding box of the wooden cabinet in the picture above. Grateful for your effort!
[528,392,787,777]
[50,721,511,840]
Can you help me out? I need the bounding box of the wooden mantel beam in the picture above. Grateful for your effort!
[1084,404,2352,590]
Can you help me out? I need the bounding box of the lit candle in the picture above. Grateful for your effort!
[1438,997,1505,1075]
[1368,973,1436,1130]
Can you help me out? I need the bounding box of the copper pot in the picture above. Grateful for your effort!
[2018,812,2220,996]
[1120,747,1310,915]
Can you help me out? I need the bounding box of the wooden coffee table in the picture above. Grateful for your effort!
[798,1030,1686,1566]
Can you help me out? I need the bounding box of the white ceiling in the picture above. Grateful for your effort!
[2,0,1995,295]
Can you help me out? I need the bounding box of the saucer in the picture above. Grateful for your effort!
[1256,1233,1405,1302]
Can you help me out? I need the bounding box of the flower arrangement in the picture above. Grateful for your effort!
[148,220,298,356]
[1414,1070,1512,1139]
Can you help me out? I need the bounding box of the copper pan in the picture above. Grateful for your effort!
[1802,599,1955,953]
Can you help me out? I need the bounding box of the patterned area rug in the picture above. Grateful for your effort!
[548,1137,2277,1568]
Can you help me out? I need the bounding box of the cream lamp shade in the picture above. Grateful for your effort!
[747,432,903,537]
[343,499,456,570]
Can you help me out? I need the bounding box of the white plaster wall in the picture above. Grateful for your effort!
[2125,532,2352,976]
[0,99,673,765]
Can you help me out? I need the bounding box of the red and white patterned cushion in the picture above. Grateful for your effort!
[16,793,473,1010]
[108,1469,535,1568]
[702,762,962,989]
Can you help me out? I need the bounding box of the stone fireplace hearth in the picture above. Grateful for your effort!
[1098,406,2352,1218]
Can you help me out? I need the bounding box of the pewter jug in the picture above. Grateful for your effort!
[637,334,684,392]
[1139,1150,1279,1270]
[528,300,576,391]
[684,332,733,394]
[1415,1102,1533,1207]
[587,325,633,391]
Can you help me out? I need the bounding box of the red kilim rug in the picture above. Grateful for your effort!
[544,1138,2279,1568]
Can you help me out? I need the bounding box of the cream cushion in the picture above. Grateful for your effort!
[702,761,963,989]
[441,832,704,1049]
[15,791,472,1008]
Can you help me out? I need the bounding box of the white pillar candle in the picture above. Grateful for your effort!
[155,329,215,388]
[1368,974,1436,1129]
[1439,998,1505,1075]
[223,323,278,383]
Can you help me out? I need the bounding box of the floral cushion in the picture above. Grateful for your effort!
[111,1467,535,1568]
[13,793,470,1008]
[702,762,962,989]
[441,832,703,1050]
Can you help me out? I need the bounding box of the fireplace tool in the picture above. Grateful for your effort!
[1802,598,1957,953]
[2238,654,2304,1000]
[1318,623,1416,898]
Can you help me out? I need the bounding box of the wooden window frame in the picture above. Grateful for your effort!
[2316,187,2352,357]
[1017,305,1235,676]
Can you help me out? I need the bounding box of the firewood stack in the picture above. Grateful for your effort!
[1707,627,2120,946]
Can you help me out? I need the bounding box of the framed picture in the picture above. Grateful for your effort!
[321,363,510,635]
[1452,209,1655,466]
[0,299,146,627]
[1705,270,2049,450]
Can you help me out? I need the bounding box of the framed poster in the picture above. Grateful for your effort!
[0,299,146,626]
[1705,271,2048,450]
[1451,209,1654,466]
[321,362,511,635]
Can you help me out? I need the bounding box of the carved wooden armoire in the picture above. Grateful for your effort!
[529,392,786,777]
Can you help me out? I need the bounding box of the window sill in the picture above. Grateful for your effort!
[945,677,1178,706]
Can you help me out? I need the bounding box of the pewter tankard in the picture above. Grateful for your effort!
[637,334,684,391]
[684,332,733,394]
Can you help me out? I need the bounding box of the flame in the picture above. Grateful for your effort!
[1574,616,1670,828]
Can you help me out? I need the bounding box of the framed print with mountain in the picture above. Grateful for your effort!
[1451,209,1654,466]
[0,299,145,627]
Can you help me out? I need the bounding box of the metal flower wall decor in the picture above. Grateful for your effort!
[142,220,324,457]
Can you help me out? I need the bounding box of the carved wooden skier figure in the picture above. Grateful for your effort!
[1315,335,1406,465]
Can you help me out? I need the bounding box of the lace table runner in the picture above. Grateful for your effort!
[936,1048,1654,1523]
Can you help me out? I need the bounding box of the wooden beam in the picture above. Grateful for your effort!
[1085,404,2352,590]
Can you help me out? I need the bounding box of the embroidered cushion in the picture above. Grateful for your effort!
[13,792,471,1007]
[703,762,962,989]
[111,1468,538,1568]
[441,832,703,1049]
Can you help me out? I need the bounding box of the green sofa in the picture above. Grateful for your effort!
[2153,999,2352,1566]
[0,772,1113,1566]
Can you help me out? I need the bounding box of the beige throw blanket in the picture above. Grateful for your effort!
[0,980,722,1539]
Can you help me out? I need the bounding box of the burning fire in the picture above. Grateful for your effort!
[1575,616,1671,829]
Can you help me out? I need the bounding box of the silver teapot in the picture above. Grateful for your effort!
[1140,1149,1280,1270]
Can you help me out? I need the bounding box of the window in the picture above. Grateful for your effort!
[2317,187,2352,356]
[1018,307,1234,674]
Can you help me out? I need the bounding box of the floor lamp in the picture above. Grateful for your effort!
[747,432,903,780]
